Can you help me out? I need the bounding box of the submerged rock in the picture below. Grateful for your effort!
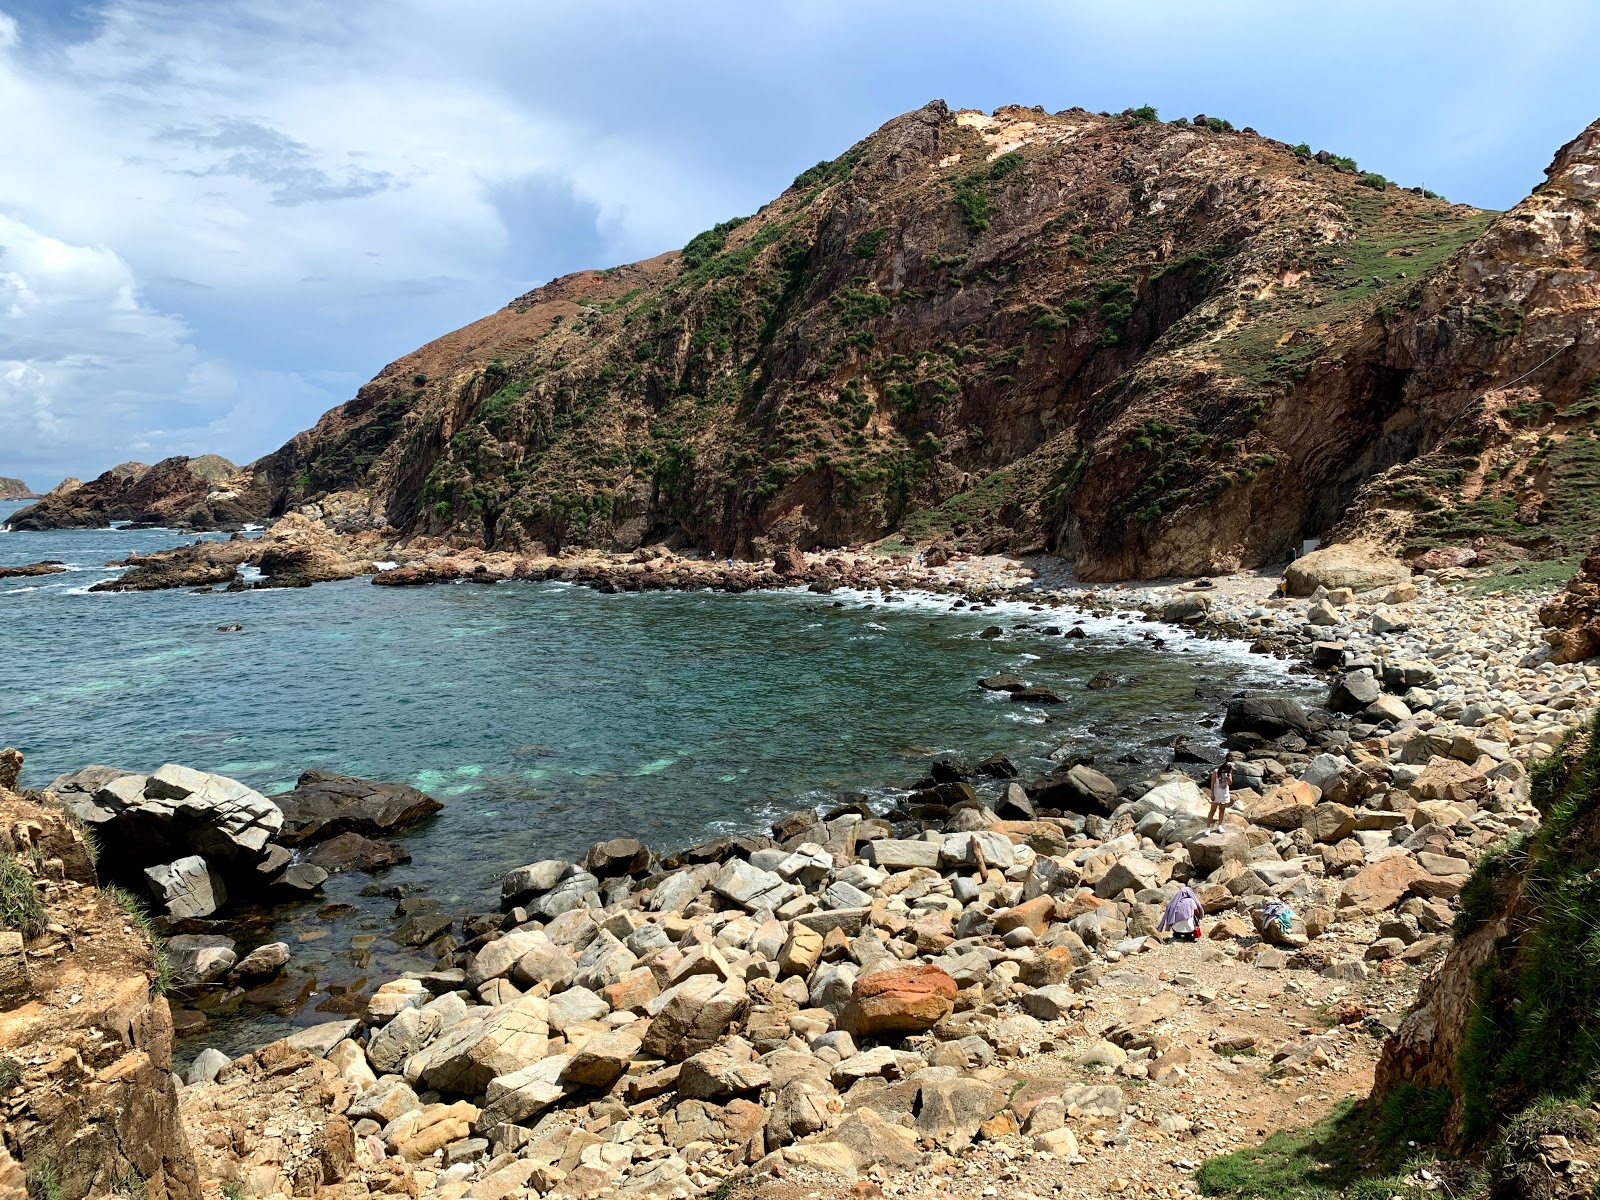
[274,770,442,844]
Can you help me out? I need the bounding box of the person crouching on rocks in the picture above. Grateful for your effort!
[1159,885,1204,943]
[1206,763,1234,829]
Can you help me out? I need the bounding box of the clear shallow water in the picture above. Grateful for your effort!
[0,499,1307,1051]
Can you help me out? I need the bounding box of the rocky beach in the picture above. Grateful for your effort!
[3,533,1595,1200]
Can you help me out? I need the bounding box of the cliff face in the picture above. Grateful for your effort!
[236,105,1599,579]
[0,760,199,1200]
[4,456,261,532]
[1375,712,1600,1173]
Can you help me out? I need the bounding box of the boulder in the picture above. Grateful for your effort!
[1284,545,1410,596]
[56,763,283,880]
[842,965,956,1038]
[1185,829,1250,875]
[709,860,795,912]
[1411,758,1488,806]
[1328,669,1381,714]
[1027,765,1119,817]
[582,837,651,877]
[304,831,410,873]
[368,1006,441,1074]
[165,934,236,986]
[478,1056,572,1128]
[677,1042,772,1100]
[862,839,942,870]
[500,859,573,909]
[1095,853,1161,898]
[143,856,226,919]
[1222,697,1312,740]
[1305,803,1358,844]
[640,976,747,1062]
[1248,780,1320,830]
[916,1078,1005,1153]
[1339,857,1428,915]
[228,941,290,983]
[466,931,547,990]
[415,994,551,1095]
[272,769,442,844]
[561,1027,643,1089]
[832,1107,922,1168]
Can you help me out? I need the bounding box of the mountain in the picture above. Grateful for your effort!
[0,478,37,500]
[20,103,1600,583]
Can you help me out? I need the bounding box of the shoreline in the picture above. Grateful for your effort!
[10,514,1600,1197]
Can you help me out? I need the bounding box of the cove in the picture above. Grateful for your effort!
[0,500,1310,1050]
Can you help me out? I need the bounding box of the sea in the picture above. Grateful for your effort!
[0,498,1309,1053]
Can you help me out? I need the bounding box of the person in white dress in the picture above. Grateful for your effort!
[1206,763,1234,829]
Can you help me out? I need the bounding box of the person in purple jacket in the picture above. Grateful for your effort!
[1159,885,1205,943]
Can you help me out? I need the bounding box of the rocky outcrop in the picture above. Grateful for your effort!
[0,760,199,1200]
[45,760,442,922]
[48,763,290,917]
[5,456,265,532]
[0,561,66,580]
[0,478,36,501]
[1539,538,1600,663]
[90,511,377,592]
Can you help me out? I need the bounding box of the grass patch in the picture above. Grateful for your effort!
[1448,557,1582,596]
[900,467,1021,540]
[26,1161,63,1200]
[108,886,174,995]
[0,853,45,940]
[0,1056,20,1092]
[1212,193,1493,398]
[1196,1088,1449,1198]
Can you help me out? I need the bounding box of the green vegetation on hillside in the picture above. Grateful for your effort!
[1456,711,1600,1143]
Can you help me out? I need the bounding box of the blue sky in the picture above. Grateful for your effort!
[0,0,1596,488]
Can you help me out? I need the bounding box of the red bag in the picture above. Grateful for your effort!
[1194,925,1205,939]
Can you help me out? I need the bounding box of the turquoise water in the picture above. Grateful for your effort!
[0,499,1304,1050]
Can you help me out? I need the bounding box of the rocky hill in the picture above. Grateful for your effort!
[225,103,1596,580]
[0,479,35,501]
[4,455,259,532]
[11,104,1595,583]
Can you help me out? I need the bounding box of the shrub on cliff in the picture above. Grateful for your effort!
[1455,710,1600,1143]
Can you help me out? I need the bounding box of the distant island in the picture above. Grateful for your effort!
[0,477,38,500]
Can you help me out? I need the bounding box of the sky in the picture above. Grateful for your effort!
[0,1,1596,489]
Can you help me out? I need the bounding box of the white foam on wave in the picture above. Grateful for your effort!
[777,581,1296,688]
[374,561,398,571]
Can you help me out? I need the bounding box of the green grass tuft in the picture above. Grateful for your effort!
[0,853,46,940]
[107,886,175,995]
[26,1161,63,1200]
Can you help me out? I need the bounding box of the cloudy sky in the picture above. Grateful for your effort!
[1,0,1596,489]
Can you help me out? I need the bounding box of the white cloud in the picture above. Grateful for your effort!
[0,211,235,479]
